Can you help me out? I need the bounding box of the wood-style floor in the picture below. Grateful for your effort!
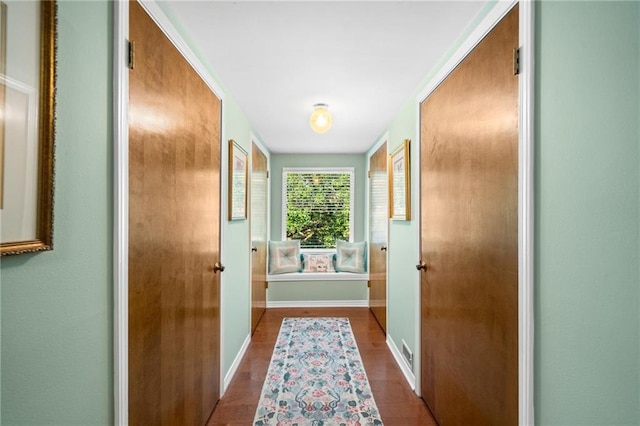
[206,307,437,425]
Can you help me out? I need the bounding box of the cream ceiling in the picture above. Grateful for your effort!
[163,1,486,153]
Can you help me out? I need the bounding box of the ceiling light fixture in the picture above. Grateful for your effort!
[309,103,333,134]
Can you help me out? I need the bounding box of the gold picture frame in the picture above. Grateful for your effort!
[1,0,56,256]
[228,139,248,221]
[1,1,6,210]
[389,139,411,221]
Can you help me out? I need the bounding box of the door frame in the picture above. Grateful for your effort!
[248,134,271,333]
[414,1,534,424]
[365,134,389,332]
[113,1,227,423]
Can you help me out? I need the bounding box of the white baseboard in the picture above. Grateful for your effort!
[222,333,251,395]
[386,335,416,390]
[267,300,369,308]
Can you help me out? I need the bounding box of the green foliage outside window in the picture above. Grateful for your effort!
[285,172,351,248]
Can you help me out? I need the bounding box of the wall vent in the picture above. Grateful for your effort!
[402,339,413,368]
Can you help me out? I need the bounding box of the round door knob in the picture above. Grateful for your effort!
[213,262,225,273]
[381,246,387,252]
[251,247,258,252]
[416,261,427,271]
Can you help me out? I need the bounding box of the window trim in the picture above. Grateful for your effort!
[281,167,355,250]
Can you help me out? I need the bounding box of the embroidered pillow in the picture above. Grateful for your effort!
[301,253,335,273]
[268,240,301,274]
[335,240,367,273]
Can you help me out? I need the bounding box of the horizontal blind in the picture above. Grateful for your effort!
[369,170,387,244]
[285,171,352,249]
[251,170,268,242]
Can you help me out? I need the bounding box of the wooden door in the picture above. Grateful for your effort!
[419,5,519,425]
[250,142,268,334]
[128,2,222,424]
[368,142,388,332]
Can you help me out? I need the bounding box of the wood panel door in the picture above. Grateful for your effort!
[419,5,519,425]
[128,2,222,424]
[250,142,268,334]
[368,142,388,332]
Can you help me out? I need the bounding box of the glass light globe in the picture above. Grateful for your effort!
[309,104,333,134]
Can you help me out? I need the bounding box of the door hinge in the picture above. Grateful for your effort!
[128,40,135,70]
[367,170,371,179]
[513,47,520,75]
[266,171,269,179]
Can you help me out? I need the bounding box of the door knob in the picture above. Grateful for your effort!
[213,262,225,273]
[381,246,387,252]
[251,247,258,252]
[416,261,427,271]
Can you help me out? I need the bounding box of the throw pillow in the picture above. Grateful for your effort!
[335,240,367,273]
[302,253,335,272]
[268,240,301,274]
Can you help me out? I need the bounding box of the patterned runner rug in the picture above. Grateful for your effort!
[254,317,383,425]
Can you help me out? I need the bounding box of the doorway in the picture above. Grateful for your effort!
[368,141,388,332]
[419,5,519,425]
[250,141,269,334]
[128,2,223,423]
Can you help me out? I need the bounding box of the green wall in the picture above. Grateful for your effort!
[0,1,114,424]
[375,102,420,377]
[535,1,639,424]
[220,96,255,375]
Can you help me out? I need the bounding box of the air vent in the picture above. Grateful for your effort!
[402,340,413,368]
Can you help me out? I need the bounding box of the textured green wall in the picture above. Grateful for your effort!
[535,2,639,424]
[0,2,113,424]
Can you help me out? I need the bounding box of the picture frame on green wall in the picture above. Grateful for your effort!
[1,0,57,256]
[388,139,411,221]
[228,139,248,221]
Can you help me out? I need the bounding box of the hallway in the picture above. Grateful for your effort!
[207,308,436,425]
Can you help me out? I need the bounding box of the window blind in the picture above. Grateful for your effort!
[284,171,353,249]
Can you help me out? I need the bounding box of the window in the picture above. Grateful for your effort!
[282,167,354,249]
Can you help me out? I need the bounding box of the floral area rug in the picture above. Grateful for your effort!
[254,317,383,426]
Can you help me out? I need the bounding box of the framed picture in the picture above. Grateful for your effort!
[1,1,6,210]
[228,139,248,220]
[1,0,57,256]
[389,139,411,220]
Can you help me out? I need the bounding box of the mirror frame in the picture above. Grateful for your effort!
[1,0,56,256]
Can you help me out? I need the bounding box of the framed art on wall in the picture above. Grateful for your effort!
[389,139,410,221]
[1,0,57,256]
[228,139,248,220]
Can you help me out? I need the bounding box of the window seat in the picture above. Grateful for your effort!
[267,271,369,282]
[267,244,369,307]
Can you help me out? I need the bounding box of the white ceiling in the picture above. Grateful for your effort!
[162,1,486,154]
